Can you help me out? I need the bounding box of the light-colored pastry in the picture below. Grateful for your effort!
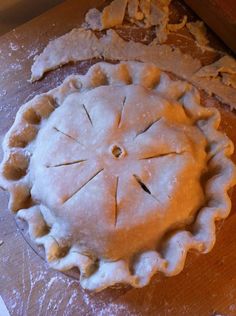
[30,28,236,109]
[0,62,235,291]
[186,21,209,48]
[196,56,236,89]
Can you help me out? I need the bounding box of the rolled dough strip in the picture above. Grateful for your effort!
[31,28,101,81]
[30,28,236,109]
[31,28,200,82]
[84,0,128,30]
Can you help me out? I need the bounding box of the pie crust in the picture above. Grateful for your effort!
[0,62,235,291]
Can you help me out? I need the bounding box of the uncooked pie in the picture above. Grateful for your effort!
[0,62,235,291]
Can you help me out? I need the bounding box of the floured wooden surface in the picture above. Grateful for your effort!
[1,0,236,315]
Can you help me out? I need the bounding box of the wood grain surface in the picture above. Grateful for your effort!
[0,1,236,315]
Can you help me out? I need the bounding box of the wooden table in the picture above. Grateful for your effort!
[1,1,236,315]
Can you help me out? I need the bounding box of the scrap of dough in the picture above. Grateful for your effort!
[127,0,143,20]
[31,28,200,82]
[84,0,128,30]
[194,55,236,95]
[30,28,236,108]
[31,28,101,81]
[101,30,200,79]
[84,0,185,44]
[222,73,236,89]
[139,0,150,19]
[154,25,168,43]
[101,0,128,29]
[150,0,170,25]
[186,21,209,48]
[191,74,236,109]
[196,56,236,78]
[155,14,188,46]
[151,0,171,43]
[85,0,171,39]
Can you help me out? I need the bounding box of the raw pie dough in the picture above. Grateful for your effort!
[30,28,236,110]
[0,62,235,291]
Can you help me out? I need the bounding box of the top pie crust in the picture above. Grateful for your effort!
[0,62,235,291]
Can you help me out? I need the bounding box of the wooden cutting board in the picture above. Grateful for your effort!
[1,1,236,315]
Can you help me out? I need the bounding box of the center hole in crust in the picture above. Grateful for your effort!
[112,145,122,158]
[111,145,124,159]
